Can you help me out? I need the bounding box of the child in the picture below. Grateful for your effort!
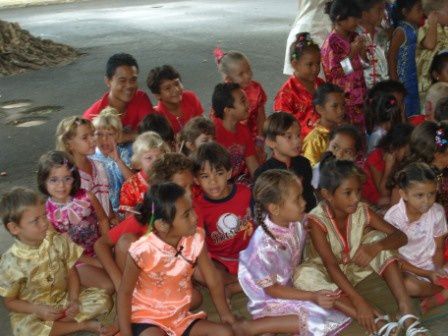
[429,52,448,85]
[236,169,351,335]
[366,91,402,152]
[56,116,111,217]
[417,0,448,99]
[211,82,259,182]
[97,153,196,290]
[294,157,430,335]
[321,0,367,129]
[385,162,448,313]
[425,82,448,120]
[91,107,133,213]
[137,113,176,150]
[117,182,236,336]
[0,188,116,336]
[179,116,215,156]
[356,0,389,89]
[274,32,325,138]
[363,123,414,206]
[147,65,204,134]
[37,151,114,292]
[254,112,316,212]
[193,142,254,295]
[119,131,170,216]
[214,48,267,160]
[311,124,363,188]
[388,0,424,117]
[435,96,448,121]
[302,83,346,167]
[369,79,408,120]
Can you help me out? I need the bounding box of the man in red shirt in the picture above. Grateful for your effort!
[83,53,154,141]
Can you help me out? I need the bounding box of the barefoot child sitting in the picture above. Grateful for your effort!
[0,188,116,336]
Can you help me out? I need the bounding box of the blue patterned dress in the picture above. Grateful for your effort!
[397,21,420,117]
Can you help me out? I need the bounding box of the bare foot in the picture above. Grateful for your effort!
[100,323,120,336]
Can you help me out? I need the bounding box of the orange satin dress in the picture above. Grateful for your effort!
[129,227,206,335]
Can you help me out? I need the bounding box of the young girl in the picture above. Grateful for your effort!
[179,116,215,156]
[91,107,133,213]
[117,182,236,336]
[236,169,351,335]
[214,48,267,161]
[0,187,116,336]
[425,54,448,119]
[294,157,429,335]
[385,162,448,313]
[119,131,170,216]
[302,83,346,167]
[37,151,114,292]
[388,0,424,117]
[321,0,367,129]
[274,32,325,138]
[56,116,112,217]
[363,123,414,206]
[417,0,448,99]
[366,91,403,152]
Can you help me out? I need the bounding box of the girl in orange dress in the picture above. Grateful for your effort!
[117,182,236,336]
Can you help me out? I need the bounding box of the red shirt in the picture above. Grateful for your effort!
[108,215,147,244]
[119,171,149,213]
[154,90,204,134]
[195,184,254,275]
[242,81,267,140]
[83,90,154,131]
[213,118,256,181]
[273,76,325,137]
[362,148,385,205]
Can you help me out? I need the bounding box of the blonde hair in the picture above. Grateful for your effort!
[92,107,123,138]
[132,131,171,166]
[217,50,251,77]
[55,116,94,153]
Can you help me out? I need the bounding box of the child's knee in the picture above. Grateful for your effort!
[212,324,233,336]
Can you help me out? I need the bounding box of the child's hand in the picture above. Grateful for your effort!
[351,36,366,57]
[383,152,396,169]
[107,139,120,162]
[354,298,380,333]
[313,290,338,309]
[34,304,64,321]
[65,300,80,318]
[427,11,439,26]
[352,243,380,268]
[220,312,236,325]
[429,269,448,284]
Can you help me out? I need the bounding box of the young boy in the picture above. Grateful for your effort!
[0,188,115,336]
[91,107,133,213]
[254,112,316,212]
[211,83,259,182]
[147,65,204,134]
[193,142,254,295]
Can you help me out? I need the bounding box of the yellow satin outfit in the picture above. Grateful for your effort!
[302,124,330,167]
[0,231,112,336]
[294,202,397,292]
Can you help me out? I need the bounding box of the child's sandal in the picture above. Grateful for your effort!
[372,315,399,336]
[397,314,430,336]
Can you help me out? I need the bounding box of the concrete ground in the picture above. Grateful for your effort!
[0,1,447,335]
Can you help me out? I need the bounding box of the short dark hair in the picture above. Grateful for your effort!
[435,96,448,122]
[180,117,215,156]
[212,82,241,119]
[313,83,344,106]
[355,0,384,12]
[369,80,407,98]
[329,124,364,152]
[263,112,298,141]
[135,182,186,227]
[138,113,175,145]
[377,123,414,152]
[430,52,448,83]
[325,0,362,23]
[193,142,232,174]
[319,154,365,193]
[396,162,436,190]
[365,92,402,134]
[37,151,81,197]
[105,53,139,79]
[150,153,194,185]
[146,65,181,94]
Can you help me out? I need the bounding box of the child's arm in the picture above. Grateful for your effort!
[420,12,439,50]
[399,259,434,279]
[196,245,235,324]
[387,28,405,81]
[256,105,266,138]
[110,139,133,180]
[4,297,64,321]
[369,152,395,197]
[94,236,122,291]
[245,155,259,177]
[352,208,407,267]
[65,266,81,318]
[264,284,337,309]
[117,254,140,336]
[88,192,110,237]
[433,235,446,269]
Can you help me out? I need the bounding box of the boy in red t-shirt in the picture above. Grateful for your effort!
[193,142,254,297]
[211,83,259,183]
[147,65,204,134]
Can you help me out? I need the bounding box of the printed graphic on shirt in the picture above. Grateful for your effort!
[210,208,254,245]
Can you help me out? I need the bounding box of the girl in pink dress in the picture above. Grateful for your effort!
[321,0,368,130]
[37,150,113,292]
[117,182,236,336]
[385,162,448,314]
[237,170,350,335]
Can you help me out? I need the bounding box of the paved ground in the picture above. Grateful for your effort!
[0,1,447,335]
